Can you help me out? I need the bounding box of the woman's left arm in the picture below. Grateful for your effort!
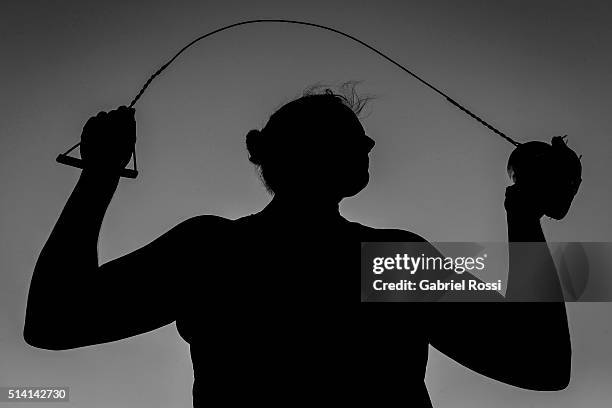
[427,184,571,391]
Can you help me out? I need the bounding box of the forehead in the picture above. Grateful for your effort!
[326,104,364,132]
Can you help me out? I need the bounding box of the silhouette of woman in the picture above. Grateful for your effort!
[25,82,572,407]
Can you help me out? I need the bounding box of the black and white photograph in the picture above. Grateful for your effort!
[2,1,612,407]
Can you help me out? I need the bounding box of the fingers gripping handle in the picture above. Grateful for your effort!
[57,105,138,178]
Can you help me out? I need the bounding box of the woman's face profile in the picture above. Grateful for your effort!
[303,105,375,199]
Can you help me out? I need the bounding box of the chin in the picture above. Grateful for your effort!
[340,172,370,198]
[546,204,572,220]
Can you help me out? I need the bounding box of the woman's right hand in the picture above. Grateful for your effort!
[80,106,136,174]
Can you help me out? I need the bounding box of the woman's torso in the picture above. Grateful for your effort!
[175,212,432,407]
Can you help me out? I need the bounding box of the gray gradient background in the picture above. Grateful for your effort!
[1,0,611,407]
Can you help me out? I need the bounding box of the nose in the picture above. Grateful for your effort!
[364,135,375,153]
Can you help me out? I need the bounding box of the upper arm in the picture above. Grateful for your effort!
[364,228,569,389]
[418,237,569,390]
[27,215,228,350]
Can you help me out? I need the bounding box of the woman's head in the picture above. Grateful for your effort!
[246,81,376,200]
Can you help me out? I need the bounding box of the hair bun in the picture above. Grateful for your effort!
[246,128,264,165]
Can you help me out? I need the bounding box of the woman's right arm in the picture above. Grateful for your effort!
[24,107,219,350]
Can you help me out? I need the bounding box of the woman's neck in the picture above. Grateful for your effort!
[260,194,344,225]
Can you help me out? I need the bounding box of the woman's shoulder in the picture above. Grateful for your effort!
[177,214,235,229]
[181,213,261,225]
[165,214,238,243]
[178,214,430,243]
[177,213,265,236]
[346,220,429,243]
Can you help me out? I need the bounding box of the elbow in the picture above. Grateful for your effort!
[24,282,76,351]
[525,326,572,391]
[23,327,79,351]
[543,339,572,391]
[23,325,65,351]
[549,375,571,392]
[23,309,75,351]
[523,347,572,391]
[544,356,572,391]
[497,339,572,391]
[531,369,571,391]
[507,365,570,391]
[23,319,69,351]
